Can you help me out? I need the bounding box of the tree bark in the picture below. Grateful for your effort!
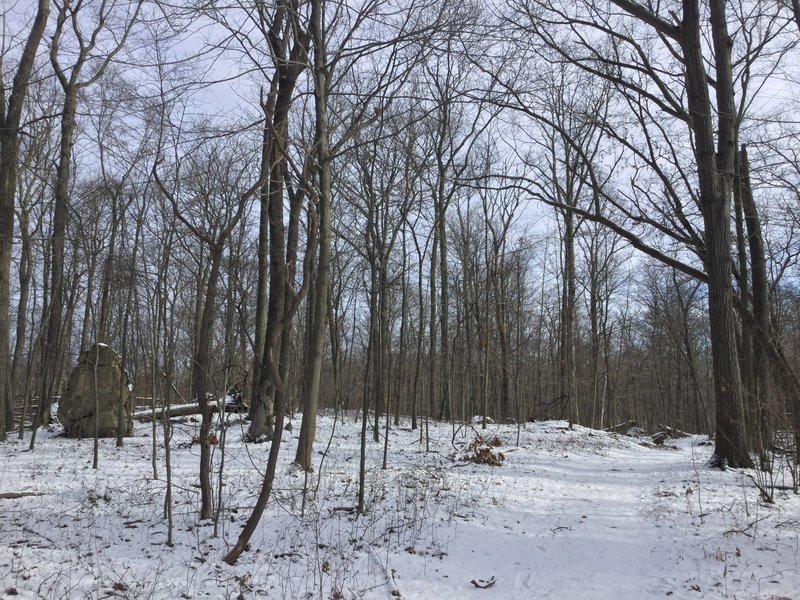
[246,5,309,441]
[438,195,451,421]
[682,0,752,468]
[739,145,771,454]
[247,89,275,424]
[97,196,121,343]
[36,87,78,429]
[195,244,223,519]
[295,0,331,469]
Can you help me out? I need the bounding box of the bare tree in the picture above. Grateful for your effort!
[0,0,50,440]
[493,0,799,466]
[294,0,332,471]
[295,0,471,465]
[8,76,58,434]
[33,0,143,442]
[242,0,311,443]
[154,141,262,520]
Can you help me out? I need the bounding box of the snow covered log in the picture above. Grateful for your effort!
[604,420,636,434]
[133,396,246,422]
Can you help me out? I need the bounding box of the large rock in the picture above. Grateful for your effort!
[57,343,134,438]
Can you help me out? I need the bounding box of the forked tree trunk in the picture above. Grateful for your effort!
[246,15,309,441]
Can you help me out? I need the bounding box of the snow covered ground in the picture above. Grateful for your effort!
[1,412,798,599]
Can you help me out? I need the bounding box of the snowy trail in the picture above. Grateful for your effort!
[382,426,799,600]
[1,418,798,600]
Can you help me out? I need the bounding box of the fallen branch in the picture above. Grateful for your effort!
[329,506,356,515]
[470,577,496,589]
[0,491,44,499]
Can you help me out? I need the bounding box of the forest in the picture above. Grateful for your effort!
[1,0,800,597]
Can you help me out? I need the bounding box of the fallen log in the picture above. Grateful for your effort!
[654,424,692,439]
[651,431,670,445]
[133,398,246,422]
[604,420,636,434]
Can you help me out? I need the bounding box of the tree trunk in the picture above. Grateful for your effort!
[247,93,274,423]
[491,250,512,421]
[195,244,224,520]
[295,3,331,469]
[683,0,752,468]
[36,88,78,430]
[368,253,381,441]
[428,224,439,432]
[97,199,120,342]
[739,145,771,454]
[396,231,409,426]
[0,0,50,441]
[411,233,425,431]
[116,213,142,447]
[733,154,753,411]
[223,322,290,563]
[9,206,33,430]
[438,204,451,421]
[560,207,577,427]
[245,23,308,441]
